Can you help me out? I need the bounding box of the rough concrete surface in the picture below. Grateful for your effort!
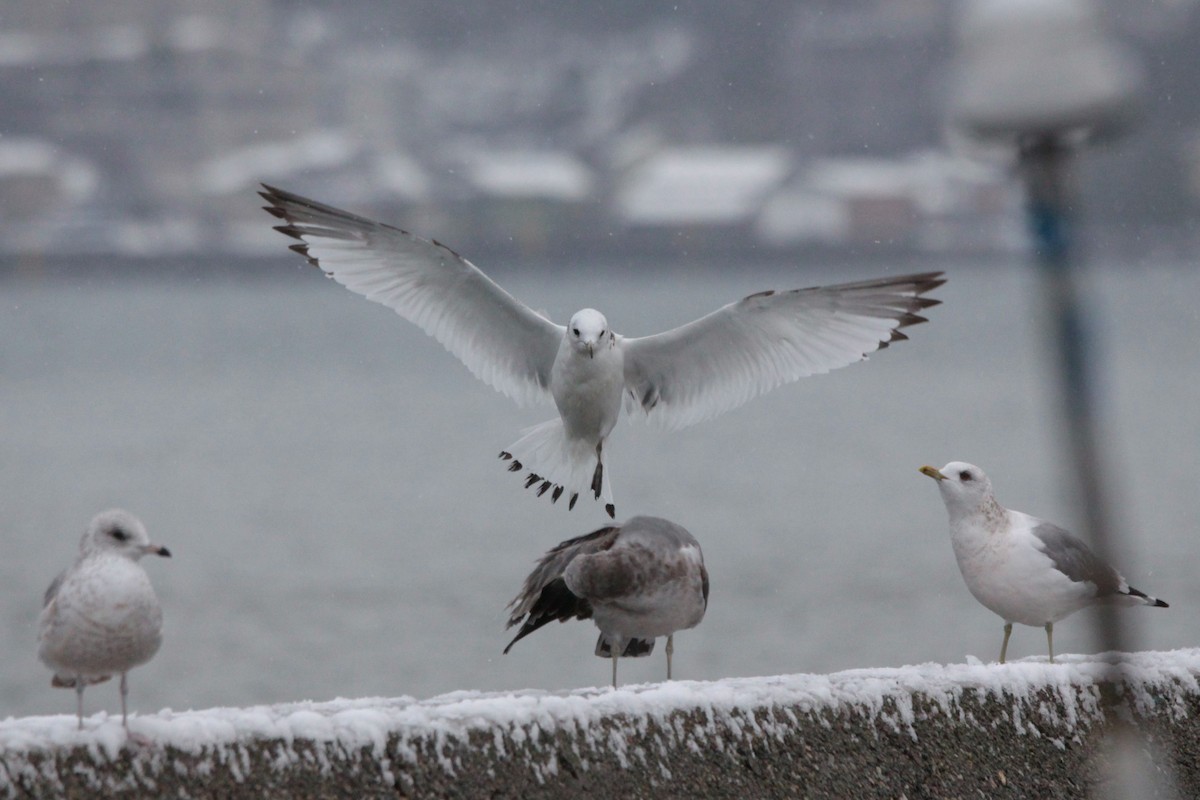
[2,654,1197,799]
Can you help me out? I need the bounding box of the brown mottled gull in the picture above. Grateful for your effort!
[504,516,709,687]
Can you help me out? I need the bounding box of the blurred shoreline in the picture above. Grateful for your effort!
[2,221,1195,284]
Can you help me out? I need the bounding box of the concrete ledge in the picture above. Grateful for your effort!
[2,650,1198,798]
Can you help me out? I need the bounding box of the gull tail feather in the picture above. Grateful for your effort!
[51,674,111,689]
[500,419,615,516]
[595,634,655,659]
[1124,586,1169,608]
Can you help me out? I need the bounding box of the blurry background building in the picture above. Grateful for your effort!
[1,0,1197,262]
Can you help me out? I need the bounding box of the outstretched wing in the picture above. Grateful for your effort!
[621,272,945,430]
[261,185,564,407]
[503,525,621,653]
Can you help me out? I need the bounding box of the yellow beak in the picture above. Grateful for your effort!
[918,465,945,481]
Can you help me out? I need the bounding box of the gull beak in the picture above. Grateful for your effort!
[919,465,946,481]
[143,544,172,558]
[587,343,594,359]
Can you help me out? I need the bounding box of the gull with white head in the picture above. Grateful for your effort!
[38,509,171,732]
[503,515,708,687]
[261,184,945,518]
[919,461,1167,663]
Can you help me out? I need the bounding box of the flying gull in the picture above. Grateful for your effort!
[504,515,708,687]
[261,184,945,518]
[37,509,171,732]
[920,462,1167,663]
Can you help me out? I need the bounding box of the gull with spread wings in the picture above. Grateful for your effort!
[262,185,945,517]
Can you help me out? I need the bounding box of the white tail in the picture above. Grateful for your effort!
[499,419,615,517]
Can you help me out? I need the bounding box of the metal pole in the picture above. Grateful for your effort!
[1019,134,1127,662]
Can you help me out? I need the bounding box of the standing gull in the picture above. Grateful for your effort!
[261,185,945,518]
[38,510,171,732]
[919,462,1167,663]
[504,516,708,687]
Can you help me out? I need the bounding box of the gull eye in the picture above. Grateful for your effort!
[111,528,130,542]
[959,470,973,482]
[572,328,580,337]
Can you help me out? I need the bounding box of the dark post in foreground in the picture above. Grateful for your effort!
[948,2,1155,793]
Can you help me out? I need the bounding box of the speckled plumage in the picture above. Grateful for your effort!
[504,516,709,686]
[37,509,171,731]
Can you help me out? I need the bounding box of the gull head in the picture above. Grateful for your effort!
[81,509,172,561]
[920,461,996,514]
[568,309,609,359]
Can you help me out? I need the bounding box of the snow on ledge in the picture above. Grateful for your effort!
[2,649,1198,792]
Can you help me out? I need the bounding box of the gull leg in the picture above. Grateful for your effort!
[75,682,85,730]
[120,672,154,747]
[120,672,129,730]
[611,650,619,689]
[999,622,1013,664]
[594,440,615,518]
[1045,623,1055,664]
[591,441,604,500]
[666,634,674,681]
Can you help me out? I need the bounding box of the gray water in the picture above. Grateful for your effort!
[2,258,1197,720]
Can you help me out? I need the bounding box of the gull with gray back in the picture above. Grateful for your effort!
[261,184,945,518]
[919,461,1167,663]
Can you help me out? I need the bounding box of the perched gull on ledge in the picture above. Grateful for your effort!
[37,510,171,732]
[504,516,709,687]
[261,184,945,518]
[919,462,1168,663]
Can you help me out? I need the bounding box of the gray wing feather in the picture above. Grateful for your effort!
[622,272,944,430]
[261,185,563,408]
[42,570,66,609]
[1032,522,1121,594]
[505,526,621,625]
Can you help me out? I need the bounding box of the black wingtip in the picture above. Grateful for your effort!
[1128,586,1169,608]
[605,503,615,519]
[259,184,296,213]
[280,224,307,243]
[503,617,537,654]
[504,579,591,655]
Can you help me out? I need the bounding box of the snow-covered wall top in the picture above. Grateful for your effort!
[3,649,1199,799]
